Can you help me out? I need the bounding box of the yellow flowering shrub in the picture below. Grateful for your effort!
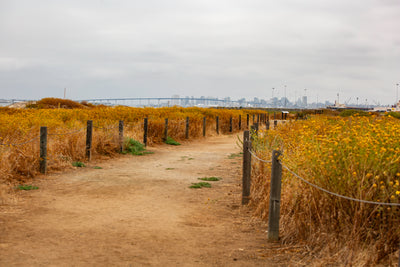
[0,105,264,183]
[250,114,400,263]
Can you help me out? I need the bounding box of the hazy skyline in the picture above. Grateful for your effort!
[1,0,399,105]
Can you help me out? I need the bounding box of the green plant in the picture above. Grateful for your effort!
[339,109,370,117]
[228,153,241,159]
[123,138,147,155]
[189,182,212,188]
[198,177,221,181]
[166,168,175,170]
[165,136,181,145]
[93,166,103,169]
[72,161,86,167]
[387,111,400,119]
[17,185,39,190]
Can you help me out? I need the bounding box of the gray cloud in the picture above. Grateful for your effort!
[0,0,399,105]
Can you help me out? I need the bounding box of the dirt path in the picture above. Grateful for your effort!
[0,134,286,266]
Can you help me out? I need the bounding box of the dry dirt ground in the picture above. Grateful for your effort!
[0,134,295,266]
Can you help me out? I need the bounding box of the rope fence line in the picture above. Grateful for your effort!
[0,136,40,147]
[248,149,272,163]
[247,146,400,207]
[282,165,400,207]
[93,125,119,131]
[48,127,86,136]
[1,116,250,175]
[241,128,400,242]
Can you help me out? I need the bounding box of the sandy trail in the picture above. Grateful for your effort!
[0,134,280,266]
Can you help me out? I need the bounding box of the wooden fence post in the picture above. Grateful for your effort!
[251,123,259,135]
[252,114,255,124]
[229,117,233,133]
[266,120,270,130]
[164,118,168,141]
[143,118,148,146]
[86,120,93,161]
[257,114,260,124]
[216,116,219,135]
[239,115,242,130]
[246,114,250,128]
[203,117,206,137]
[274,120,278,129]
[268,150,282,242]
[242,130,252,205]
[39,126,47,174]
[119,120,124,153]
[185,117,189,139]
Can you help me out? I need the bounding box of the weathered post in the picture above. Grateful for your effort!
[164,118,168,141]
[246,114,250,128]
[266,120,270,130]
[216,116,219,135]
[252,114,255,124]
[274,120,278,129]
[229,117,233,133]
[239,115,242,130]
[268,150,282,242]
[252,123,259,134]
[185,117,189,139]
[143,118,148,146]
[86,120,93,161]
[40,126,47,174]
[257,114,260,124]
[119,120,124,153]
[203,117,206,137]
[250,124,258,139]
[242,130,252,205]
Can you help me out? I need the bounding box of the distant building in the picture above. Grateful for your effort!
[302,96,307,107]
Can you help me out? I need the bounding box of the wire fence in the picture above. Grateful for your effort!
[1,116,250,176]
[249,148,400,207]
[0,127,87,146]
[48,127,86,136]
[93,125,119,131]
[0,136,40,147]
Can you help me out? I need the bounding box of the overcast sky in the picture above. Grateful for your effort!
[0,0,399,105]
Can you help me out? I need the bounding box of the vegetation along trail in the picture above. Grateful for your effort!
[0,134,289,266]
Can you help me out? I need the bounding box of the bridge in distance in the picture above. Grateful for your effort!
[0,97,323,109]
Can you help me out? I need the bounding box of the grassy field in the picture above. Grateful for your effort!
[250,112,400,265]
[0,98,265,184]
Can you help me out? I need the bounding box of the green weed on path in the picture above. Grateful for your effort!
[198,177,221,181]
[72,161,86,167]
[165,136,181,146]
[17,185,39,191]
[189,182,212,189]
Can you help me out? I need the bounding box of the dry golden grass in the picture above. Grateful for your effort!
[0,102,268,188]
[249,114,400,265]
